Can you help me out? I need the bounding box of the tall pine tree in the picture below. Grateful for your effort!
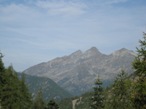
[32,90,45,109]
[0,54,32,109]
[46,100,59,109]
[106,71,133,109]
[0,53,5,109]
[133,32,146,109]
[90,76,104,109]
[19,73,32,109]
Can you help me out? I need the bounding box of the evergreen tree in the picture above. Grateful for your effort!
[0,53,4,85]
[46,100,59,109]
[19,73,32,109]
[0,53,5,109]
[0,53,5,91]
[0,53,4,72]
[132,32,146,109]
[58,98,72,109]
[107,71,133,109]
[90,76,104,109]
[33,90,45,109]
[0,54,32,109]
[0,66,21,109]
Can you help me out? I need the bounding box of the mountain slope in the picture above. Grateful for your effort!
[18,73,72,100]
[24,47,136,95]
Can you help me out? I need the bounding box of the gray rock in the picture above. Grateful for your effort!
[24,47,135,95]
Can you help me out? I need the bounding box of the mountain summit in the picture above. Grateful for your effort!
[24,47,136,95]
[85,47,100,55]
[84,47,102,58]
[112,48,136,56]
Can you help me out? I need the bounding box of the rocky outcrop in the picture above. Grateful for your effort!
[24,47,136,95]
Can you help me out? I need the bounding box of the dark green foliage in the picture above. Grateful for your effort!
[75,92,92,109]
[133,33,146,77]
[0,55,32,109]
[105,71,133,109]
[132,32,146,109]
[90,77,104,109]
[19,73,32,109]
[0,53,4,72]
[58,98,72,109]
[32,90,45,109]
[1,66,21,109]
[46,100,59,109]
[0,53,5,87]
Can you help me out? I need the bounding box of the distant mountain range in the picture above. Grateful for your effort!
[24,47,136,95]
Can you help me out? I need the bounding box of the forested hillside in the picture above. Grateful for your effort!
[18,73,72,100]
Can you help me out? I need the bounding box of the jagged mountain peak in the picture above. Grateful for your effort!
[117,48,130,52]
[86,47,99,52]
[112,48,136,56]
[84,47,101,57]
[24,47,135,95]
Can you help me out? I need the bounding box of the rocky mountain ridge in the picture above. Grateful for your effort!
[24,47,136,95]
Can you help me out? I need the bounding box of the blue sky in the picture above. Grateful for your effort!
[0,0,146,71]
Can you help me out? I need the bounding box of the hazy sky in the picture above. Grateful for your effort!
[0,0,146,71]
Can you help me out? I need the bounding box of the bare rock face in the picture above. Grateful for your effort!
[24,47,136,95]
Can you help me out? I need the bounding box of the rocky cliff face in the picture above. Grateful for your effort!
[24,47,136,95]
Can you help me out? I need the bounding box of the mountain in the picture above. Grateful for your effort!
[24,47,136,95]
[18,73,72,100]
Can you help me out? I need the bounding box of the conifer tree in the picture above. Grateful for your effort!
[0,53,5,90]
[1,66,32,109]
[46,100,59,109]
[19,73,32,109]
[33,90,45,109]
[107,71,133,109]
[0,53,4,72]
[132,32,146,109]
[0,53,5,109]
[90,76,104,109]
[0,55,32,109]
[0,66,19,108]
